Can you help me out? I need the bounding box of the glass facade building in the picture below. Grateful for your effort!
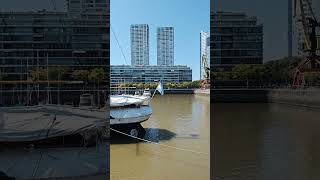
[0,0,109,105]
[110,65,192,86]
[212,12,263,70]
[157,27,174,66]
[130,24,149,66]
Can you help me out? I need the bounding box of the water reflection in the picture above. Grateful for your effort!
[213,103,320,180]
[110,128,176,144]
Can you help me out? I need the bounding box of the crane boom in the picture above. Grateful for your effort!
[294,0,319,52]
[292,0,320,88]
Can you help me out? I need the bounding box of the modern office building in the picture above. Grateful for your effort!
[110,65,192,86]
[211,11,263,70]
[0,0,109,105]
[157,27,174,66]
[200,31,210,79]
[67,0,109,15]
[130,24,149,66]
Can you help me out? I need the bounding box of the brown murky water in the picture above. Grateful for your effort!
[213,103,320,180]
[110,94,210,180]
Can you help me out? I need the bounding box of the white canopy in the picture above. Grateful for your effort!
[110,95,150,107]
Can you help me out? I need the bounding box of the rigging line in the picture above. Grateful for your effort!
[32,151,44,179]
[77,128,105,157]
[110,128,209,156]
[111,26,129,65]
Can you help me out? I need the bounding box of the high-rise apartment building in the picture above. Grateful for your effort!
[130,24,149,66]
[157,27,174,66]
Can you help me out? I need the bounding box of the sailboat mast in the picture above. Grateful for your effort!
[20,58,22,104]
[37,49,40,105]
[47,53,50,104]
[26,57,30,105]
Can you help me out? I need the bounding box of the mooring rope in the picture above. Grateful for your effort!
[32,151,43,179]
[110,128,209,156]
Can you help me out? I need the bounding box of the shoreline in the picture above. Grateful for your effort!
[211,88,320,108]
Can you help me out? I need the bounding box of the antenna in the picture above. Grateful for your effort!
[46,53,50,104]
[50,0,57,11]
[288,0,293,57]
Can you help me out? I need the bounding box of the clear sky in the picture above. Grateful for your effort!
[111,0,210,80]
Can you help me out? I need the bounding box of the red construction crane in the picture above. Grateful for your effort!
[292,0,320,88]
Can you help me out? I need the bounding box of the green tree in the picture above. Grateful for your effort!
[48,67,67,81]
[0,69,7,81]
[0,69,5,104]
[88,68,106,106]
[304,73,320,86]
[232,64,254,80]
[181,82,190,88]
[30,68,47,81]
[89,68,105,83]
[191,81,201,88]
[72,70,89,82]
[136,83,144,89]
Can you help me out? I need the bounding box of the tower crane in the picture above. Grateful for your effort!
[292,0,320,88]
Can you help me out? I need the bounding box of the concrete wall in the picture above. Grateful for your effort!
[211,89,269,103]
[110,87,320,107]
[268,88,320,107]
[194,89,210,96]
[111,89,194,95]
[211,88,320,107]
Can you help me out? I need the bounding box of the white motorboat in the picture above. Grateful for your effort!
[109,82,164,137]
[142,88,151,97]
[110,95,152,123]
[76,93,152,126]
[109,94,152,137]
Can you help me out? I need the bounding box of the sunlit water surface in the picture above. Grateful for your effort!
[110,94,210,180]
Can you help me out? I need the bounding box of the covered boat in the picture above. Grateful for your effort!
[0,82,164,142]
[0,104,107,143]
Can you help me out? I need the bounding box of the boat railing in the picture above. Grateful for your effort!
[110,86,137,95]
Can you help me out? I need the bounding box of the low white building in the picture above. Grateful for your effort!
[110,65,192,86]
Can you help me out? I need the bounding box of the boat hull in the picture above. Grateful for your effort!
[110,106,152,125]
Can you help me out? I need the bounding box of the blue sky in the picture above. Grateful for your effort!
[111,0,210,80]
